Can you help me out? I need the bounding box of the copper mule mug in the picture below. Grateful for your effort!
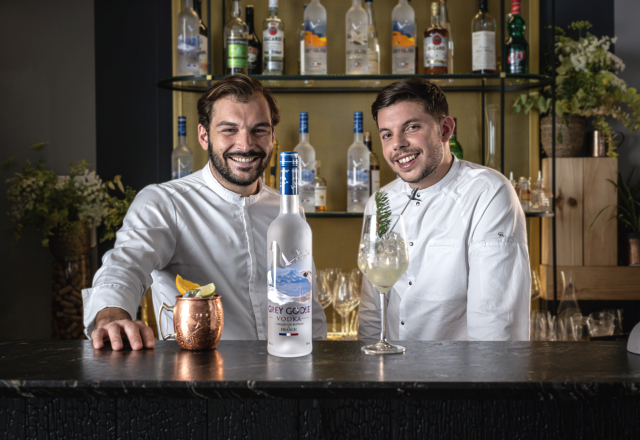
[158,295,224,350]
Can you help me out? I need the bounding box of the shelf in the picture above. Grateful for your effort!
[540,265,640,301]
[525,211,554,218]
[158,74,552,94]
[306,211,553,219]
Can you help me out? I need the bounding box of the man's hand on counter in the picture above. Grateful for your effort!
[92,307,155,351]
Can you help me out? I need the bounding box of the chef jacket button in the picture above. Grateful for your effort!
[410,242,413,246]
[401,321,405,325]
[417,194,420,197]
[416,202,420,206]
[409,281,412,285]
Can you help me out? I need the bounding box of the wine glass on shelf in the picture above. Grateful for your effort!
[358,214,409,354]
[315,270,333,310]
[333,273,357,339]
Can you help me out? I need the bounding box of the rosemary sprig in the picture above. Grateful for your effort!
[374,190,392,238]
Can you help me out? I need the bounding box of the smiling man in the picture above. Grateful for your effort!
[83,74,326,350]
[358,78,531,342]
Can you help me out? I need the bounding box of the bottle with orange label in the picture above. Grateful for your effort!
[391,0,416,74]
[304,0,327,75]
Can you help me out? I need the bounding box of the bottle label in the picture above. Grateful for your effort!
[177,35,200,72]
[392,20,415,74]
[346,20,368,72]
[299,114,308,133]
[511,0,521,15]
[370,169,380,194]
[280,165,298,196]
[178,117,186,136]
[305,20,327,74]
[424,33,448,67]
[227,38,248,68]
[354,113,363,134]
[472,31,496,71]
[507,49,527,73]
[263,26,284,68]
[199,35,208,75]
[248,45,259,70]
[314,186,326,208]
[348,156,370,196]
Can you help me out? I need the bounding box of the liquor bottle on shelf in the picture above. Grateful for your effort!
[347,112,370,212]
[224,0,248,75]
[304,0,328,75]
[518,176,531,211]
[263,0,285,75]
[193,0,209,75]
[246,6,262,75]
[177,0,200,76]
[314,160,327,212]
[298,3,309,74]
[509,172,517,190]
[531,171,552,211]
[172,116,193,180]
[505,0,528,74]
[438,0,454,73]
[263,139,280,189]
[267,152,313,358]
[346,0,368,75]
[471,0,496,74]
[364,131,380,195]
[391,0,416,75]
[294,112,316,213]
[449,118,463,159]
[364,0,380,74]
[424,2,448,74]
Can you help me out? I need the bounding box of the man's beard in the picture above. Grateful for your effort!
[208,139,271,187]
[397,140,444,184]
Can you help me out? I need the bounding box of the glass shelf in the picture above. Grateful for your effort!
[158,73,552,94]
[305,210,553,219]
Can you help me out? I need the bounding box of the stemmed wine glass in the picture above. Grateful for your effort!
[358,214,409,354]
[333,273,358,339]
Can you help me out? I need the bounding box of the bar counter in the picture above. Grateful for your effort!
[1,340,639,438]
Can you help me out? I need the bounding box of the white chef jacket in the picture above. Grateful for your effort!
[358,156,530,341]
[82,164,327,340]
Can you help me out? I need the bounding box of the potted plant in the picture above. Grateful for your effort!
[589,171,640,266]
[513,21,640,158]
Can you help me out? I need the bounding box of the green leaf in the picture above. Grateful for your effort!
[29,142,48,151]
[374,190,392,238]
[0,157,15,171]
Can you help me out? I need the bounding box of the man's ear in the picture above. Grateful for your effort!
[441,116,455,143]
[198,124,209,151]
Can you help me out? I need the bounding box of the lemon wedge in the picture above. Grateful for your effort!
[176,274,200,295]
[199,283,216,298]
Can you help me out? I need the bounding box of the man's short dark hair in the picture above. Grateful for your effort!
[197,74,280,132]
[371,78,449,124]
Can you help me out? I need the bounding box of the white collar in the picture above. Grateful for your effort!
[399,154,460,198]
[201,163,264,207]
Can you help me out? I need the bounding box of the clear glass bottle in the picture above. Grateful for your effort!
[246,6,262,75]
[391,0,416,74]
[267,152,313,357]
[294,112,316,212]
[224,0,248,75]
[172,116,194,180]
[438,0,454,73]
[531,170,552,212]
[557,271,580,340]
[314,160,327,212]
[177,0,200,76]
[298,3,309,74]
[518,176,531,211]
[484,104,500,170]
[505,0,528,73]
[263,0,285,75]
[364,131,380,195]
[509,171,517,190]
[449,118,463,159]
[471,0,496,74]
[347,112,370,212]
[346,0,369,75]
[304,0,328,75]
[193,0,209,75]
[364,0,380,74]
[424,2,448,74]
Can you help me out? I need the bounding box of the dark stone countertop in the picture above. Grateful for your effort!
[1,340,639,400]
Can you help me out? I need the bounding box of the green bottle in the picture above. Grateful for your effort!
[505,0,528,73]
[449,117,463,160]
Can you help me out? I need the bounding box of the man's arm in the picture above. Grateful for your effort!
[467,180,531,341]
[83,185,178,350]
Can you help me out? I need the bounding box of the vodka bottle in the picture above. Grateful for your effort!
[438,0,454,73]
[224,0,248,74]
[298,3,309,74]
[267,152,313,357]
[294,112,316,212]
[518,176,531,211]
[424,2,448,74]
[246,6,262,75]
[193,0,209,75]
[391,0,416,74]
[364,0,380,74]
[347,112,370,212]
[177,0,200,76]
[364,131,380,195]
[263,0,285,75]
[304,0,328,75]
[509,171,517,189]
[471,0,497,73]
[345,0,368,75]
[172,116,194,179]
[314,160,327,212]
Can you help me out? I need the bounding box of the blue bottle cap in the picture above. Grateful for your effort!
[299,112,309,134]
[280,151,299,167]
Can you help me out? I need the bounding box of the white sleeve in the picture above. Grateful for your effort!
[357,196,381,341]
[467,181,531,341]
[82,185,178,338]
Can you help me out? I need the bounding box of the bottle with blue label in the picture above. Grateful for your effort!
[171,116,194,180]
[267,152,314,357]
[293,112,316,212]
[347,112,370,212]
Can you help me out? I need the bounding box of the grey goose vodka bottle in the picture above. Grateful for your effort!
[267,152,313,357]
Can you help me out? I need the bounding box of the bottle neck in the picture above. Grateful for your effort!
[184,0,194,10]
[269,8,278,17]
[246,9,255,31]
[354,132,363,142]
[231,0,242,18]
[431,14,440,27]
[352,0,361,6]
[479,0,488,13]
[192,0,200,15]
[364,140,372,151]
[511,0,521,16]
[299,132,309,143]
[280,193,300,214]
[178,134,187,147]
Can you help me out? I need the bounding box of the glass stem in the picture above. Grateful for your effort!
[379,291,387,343]
[341,314,348,336]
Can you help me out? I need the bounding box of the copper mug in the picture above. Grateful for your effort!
[158,295,224,350]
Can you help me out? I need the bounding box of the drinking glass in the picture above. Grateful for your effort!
[485,104,500,170]
[333,273,357,339]
[588,311,615,337]
[530,268,541,301]
[315,270,333,310]
[348,269,363,335]
[571,314,591,341]
[358,214,409,354]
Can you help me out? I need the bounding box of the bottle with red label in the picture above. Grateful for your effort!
[424,2,448,74]
[505,0,528,74]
